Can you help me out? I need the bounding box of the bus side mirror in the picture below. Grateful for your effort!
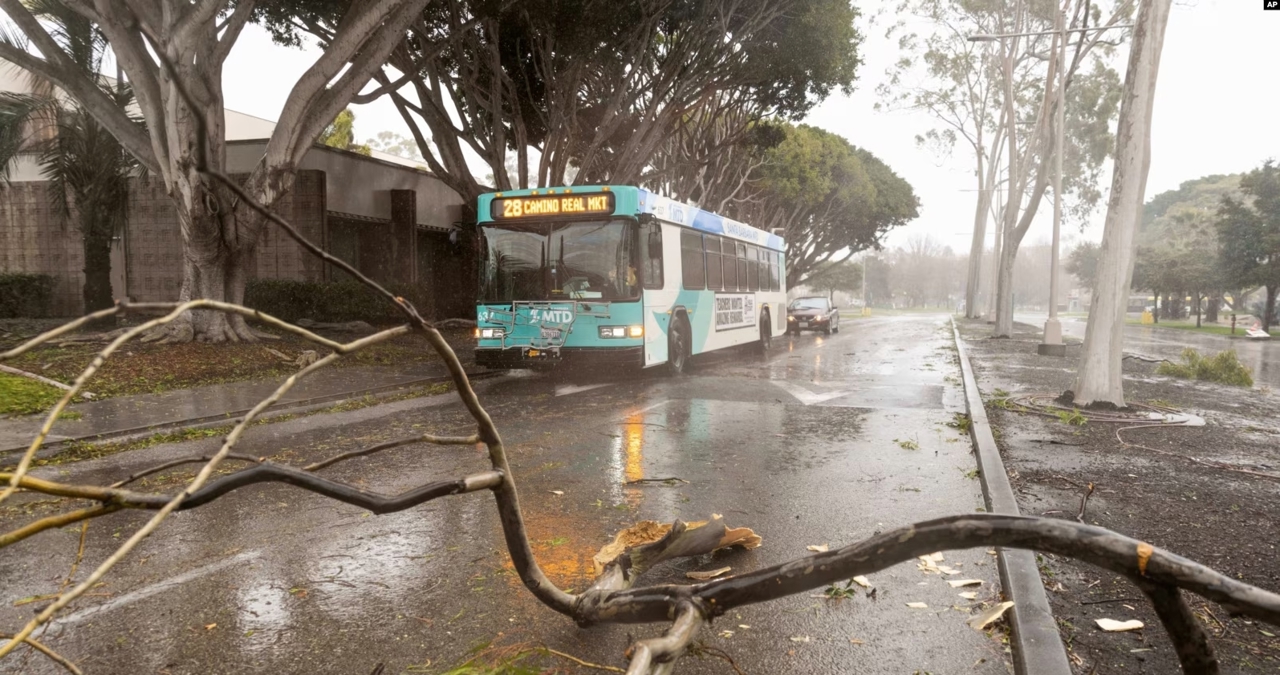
[648,231,662,258]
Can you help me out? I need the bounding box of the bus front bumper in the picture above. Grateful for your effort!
[475,346,643,370]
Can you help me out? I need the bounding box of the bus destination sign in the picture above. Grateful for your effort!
[491,193,615,220]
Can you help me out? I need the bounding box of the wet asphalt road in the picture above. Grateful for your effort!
[1,314,1009,674]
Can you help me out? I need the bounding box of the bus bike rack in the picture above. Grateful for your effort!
[485,301,615,354]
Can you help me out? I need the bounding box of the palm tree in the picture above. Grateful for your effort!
[0,0,142,315]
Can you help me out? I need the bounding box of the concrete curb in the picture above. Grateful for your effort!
[950,318,1073,675]
[1,370,505,456]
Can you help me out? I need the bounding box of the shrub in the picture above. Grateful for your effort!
[1156,348,1253,387]
[0,273,55,318]
[244,279,431,324]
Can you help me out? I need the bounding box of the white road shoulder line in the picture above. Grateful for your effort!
[54,550,261,626]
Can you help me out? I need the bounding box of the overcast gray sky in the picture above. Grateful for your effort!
[222,0,1276,252]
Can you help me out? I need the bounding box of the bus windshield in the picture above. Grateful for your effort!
[480,219,637,302]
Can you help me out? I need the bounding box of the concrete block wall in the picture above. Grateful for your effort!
[0,182,86,316]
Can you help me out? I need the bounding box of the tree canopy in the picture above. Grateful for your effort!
[259,0,863,201]
[731,124,917,287]
[1216,161,1280,329]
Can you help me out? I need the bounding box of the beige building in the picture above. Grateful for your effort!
[0,63,472,317]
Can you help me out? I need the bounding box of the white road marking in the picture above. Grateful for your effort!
[554,383,612,397]
[628,399,673,415]
[54,550,261,626]
[771,380,851,406]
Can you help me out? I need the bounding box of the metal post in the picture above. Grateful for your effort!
[861,252,870,316]
[1038,5,1068,357]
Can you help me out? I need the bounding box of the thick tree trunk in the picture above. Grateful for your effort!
[994,242,1017,337]
[1071,0,1172,408]
[1195,293,1202,328]
[1206,294,1220,323]
[1152,290,1160,322]
[81,225,114,314]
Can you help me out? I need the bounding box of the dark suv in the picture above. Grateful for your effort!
[787,297,840,335]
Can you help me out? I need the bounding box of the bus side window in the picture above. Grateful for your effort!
[722,238,738,290]
[757,247,768,290]
[736,243,748,290]
[777,253,786,290]
[769,251,780,291]
[680,230,706,290]
[704,235,723,290]
[641,222,663,289]
[747,246,760,291]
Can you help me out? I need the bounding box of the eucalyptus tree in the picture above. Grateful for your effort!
[1071,0,1173,408]
[0,0,141,315]
[0,0,433,342]
[882,0,1128,329]
[728,124,919,287]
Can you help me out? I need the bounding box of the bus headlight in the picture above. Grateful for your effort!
[599,326,626,338]
[479,328,505,339]
[628,325,644,338]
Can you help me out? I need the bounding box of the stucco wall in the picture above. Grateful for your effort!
[226,141,466,228]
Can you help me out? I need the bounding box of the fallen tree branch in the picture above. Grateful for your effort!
[0,633,82,675]
[1077,482,1095,522]
[0,365,93,399]
[304,432,479,472]
[110,453,262,488]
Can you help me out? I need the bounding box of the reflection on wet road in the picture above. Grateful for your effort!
[1,314,1008,674]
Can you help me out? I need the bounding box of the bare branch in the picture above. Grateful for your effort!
[0,633,82,675]
[0,504,121,549]
[304,432,480,471]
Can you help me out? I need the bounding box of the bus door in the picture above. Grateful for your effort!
[640,220,676,367]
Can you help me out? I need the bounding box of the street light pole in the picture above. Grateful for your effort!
[969,19,1132,355]
[861,251,870,316]
[1038,4,1069,356]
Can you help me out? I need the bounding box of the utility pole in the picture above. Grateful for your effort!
[970,16,1133,350]
[1038,3,1069,356]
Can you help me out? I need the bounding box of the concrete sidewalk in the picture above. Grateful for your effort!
[0,362,478,453]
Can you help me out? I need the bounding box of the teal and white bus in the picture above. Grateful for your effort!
[473,185,786,373]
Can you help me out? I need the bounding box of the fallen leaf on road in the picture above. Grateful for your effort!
[947,579,984,588]
[959,592,978,600]
[849,638,864,645]
[738,625,751,629]
[549,490,565,496]
[851,575,872,588]
[789,636,810,643]
[204,623,217,630]
[1261,630,1276,638]
[687,567,732,581]
[719,630,734,638]
[968,601,1014,630]
[937,565,962,575]
[1096,618,1144,632]
[920,552,945,563]
[807,544,829,553]
[906,602,929,609]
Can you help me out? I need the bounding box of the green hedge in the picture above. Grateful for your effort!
[244,279,432,324]
[0,273,55,318]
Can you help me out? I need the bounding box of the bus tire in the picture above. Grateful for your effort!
[666,316,690,375]
[758,313,772,353]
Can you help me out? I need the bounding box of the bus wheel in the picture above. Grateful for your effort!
[758,315,772,353]
[667,318,689,375]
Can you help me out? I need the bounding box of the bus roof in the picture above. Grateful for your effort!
[477,185,785,251]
